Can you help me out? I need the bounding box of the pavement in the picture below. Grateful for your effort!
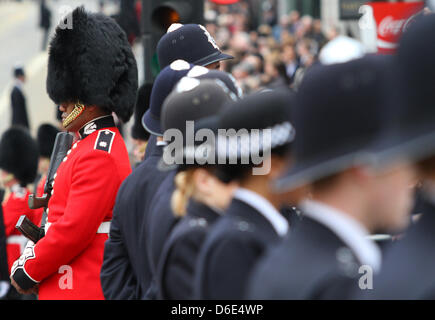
[0,0,142,153]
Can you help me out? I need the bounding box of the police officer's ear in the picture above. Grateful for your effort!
[192,167,238,210]
[267,154,290,180]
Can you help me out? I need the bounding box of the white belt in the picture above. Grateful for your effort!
[6,235,28,253]
[44,221,111,234]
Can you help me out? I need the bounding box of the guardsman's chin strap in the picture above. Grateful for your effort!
[62,102,86,128]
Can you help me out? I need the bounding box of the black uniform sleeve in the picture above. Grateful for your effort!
[158,227,205,300]
[100,185,138,300]
[196,232,261,300]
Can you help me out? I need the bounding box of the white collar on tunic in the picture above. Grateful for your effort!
[300,199,382,273]
[233,188,289,237]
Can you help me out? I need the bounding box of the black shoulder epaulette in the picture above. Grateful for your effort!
[94,130,115,153]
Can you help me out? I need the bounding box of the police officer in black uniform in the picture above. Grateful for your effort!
[144,75,242,299]
[155,79,239,300]
[101,61,193,300]
[194,89,296,300]
[361,15,435,300]
[247,55,417,300]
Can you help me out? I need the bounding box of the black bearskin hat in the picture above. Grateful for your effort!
[131,83,152,141]
[46,7,138,122]
[0,127,39,186]
[37,123,60,158]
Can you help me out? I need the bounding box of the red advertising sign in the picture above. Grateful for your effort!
[367,1,424,54]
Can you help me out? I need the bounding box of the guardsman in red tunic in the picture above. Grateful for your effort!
[10,6,138,300]
[0,128,40,273]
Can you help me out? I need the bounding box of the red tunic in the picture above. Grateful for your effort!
[22,122,131,299]
[2,186,42,272]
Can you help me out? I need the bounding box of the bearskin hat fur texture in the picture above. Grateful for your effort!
[37,123,60,158]
[131,83,152,141]
[46,7,138,122]
[0,127,39,185]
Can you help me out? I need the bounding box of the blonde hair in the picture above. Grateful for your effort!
[171,170,196,217]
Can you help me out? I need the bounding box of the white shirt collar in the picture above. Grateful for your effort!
[233,188,289,237]
[300,199,382,273]
[156,140,167,147]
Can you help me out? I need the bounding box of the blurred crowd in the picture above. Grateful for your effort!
[204,0,336,93]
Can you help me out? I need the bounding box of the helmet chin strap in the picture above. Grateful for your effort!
[62,102,86,128]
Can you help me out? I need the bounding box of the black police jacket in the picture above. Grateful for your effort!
[157,200,221,300]
[194,196,286,300]
[362,195,435,299]
[247,216,366,300]
[142,170,179,299]
[100,140,169,299]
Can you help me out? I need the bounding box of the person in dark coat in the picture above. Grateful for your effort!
[358,15,435,300]
[194,89,296,300]
[10,67,29,130]
[142,171,177,299]
[155,80,239,300]
[100,61,194,300]
[39,0,51,51]
[143,73,243,300]
[246,55,417,300]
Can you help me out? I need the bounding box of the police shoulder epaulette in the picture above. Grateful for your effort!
[232,217,253,233]
[94,129,115,153]
[188,217,208,229]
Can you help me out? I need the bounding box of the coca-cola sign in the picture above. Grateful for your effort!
[378,15,407,38]
[368,2,424,54]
